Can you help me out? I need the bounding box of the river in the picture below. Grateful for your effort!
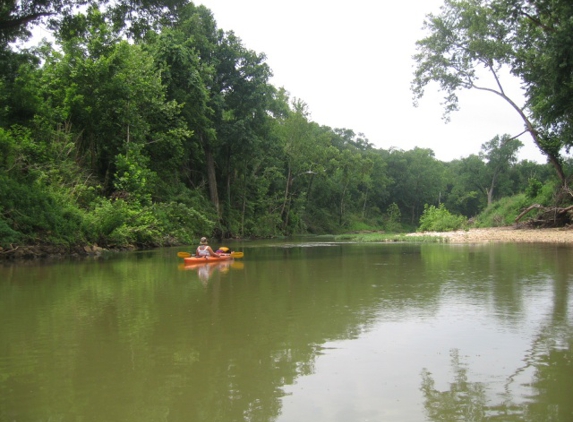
[1,238,572,421]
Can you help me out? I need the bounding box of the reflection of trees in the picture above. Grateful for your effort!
[522,340,573,421]
[3,243,572,421]
[422,340,573,421]
[0,244,443,422]
[421,349,486,421]
[421,245,573,422]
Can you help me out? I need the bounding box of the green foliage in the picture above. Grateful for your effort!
[346,218,376,233]
[82,199,132,246]
[525,178,543,199]
[300,206,339,235]
[418,204,467,233]
[0,213,22,246]
[0,127,17,170]
[82,199,160,247]
[152,202,215,245]
[384,148,446,224]
[0,0,189,45]
[521,178,557,208]
[1,0,570,255]
[0,125,41,175]
[81,199,215,248]
[412,0,571,185]
[384,203,402,233]
[108,212,160,247]
[247,213,284,238]
[474,194,530,227]
[504,0,573,150]
[113,145,156,205]
[0,175,84,247]
[535,180,559,206]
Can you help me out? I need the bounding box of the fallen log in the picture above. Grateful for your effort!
[515,204,573,227]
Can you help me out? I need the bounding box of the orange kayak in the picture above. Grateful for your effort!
[183,254,233,265]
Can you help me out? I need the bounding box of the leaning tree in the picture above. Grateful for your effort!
[411,0,571,187]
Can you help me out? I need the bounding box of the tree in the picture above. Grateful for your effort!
[444,156,487,217]
[328,148,367,227]
[443,135,522,217]
[479,134,522,205]
[496,0,573,159]
[411,0,568,185]
[511,159,554,198]
[37,7,189,197]
[0,0,187,46]
[322,128,386,226]
[361,149,390,220]
[213,30,275,225]
[385,148,446,225]
[144,8,214,201]
[274,99,328,232]
[152,3,274,229]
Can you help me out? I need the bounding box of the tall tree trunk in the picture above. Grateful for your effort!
[486,188,494,206]
[241,177,247,237]
[339,182,348,226]
[225,146,232,207]
[362,186,369,218]
[203,139,220,216]
[280,166,292,230]
[486,172,498,206]
[306,173,315,202]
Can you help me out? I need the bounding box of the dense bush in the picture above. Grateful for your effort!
[80,199,215,248]
[152,202,215,245]
[530,179,558,206]
[0,175,84,247]
[418,204,467,232]
[0,214,22,246]
[525,178,543,199]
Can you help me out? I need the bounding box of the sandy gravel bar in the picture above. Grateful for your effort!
[406,226,573,244]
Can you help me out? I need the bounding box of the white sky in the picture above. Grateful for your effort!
[197,0,547,163]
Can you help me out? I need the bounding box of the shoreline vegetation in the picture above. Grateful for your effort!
[2,1,572,265]
[2,226,572,262]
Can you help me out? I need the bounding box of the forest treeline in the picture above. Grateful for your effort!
[1,0,572,252]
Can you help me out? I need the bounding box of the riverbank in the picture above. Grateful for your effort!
[0,244,121,260]
[407,226,573,244]
[2,226,573,261]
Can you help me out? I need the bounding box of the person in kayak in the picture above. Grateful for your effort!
[196,237,220,257]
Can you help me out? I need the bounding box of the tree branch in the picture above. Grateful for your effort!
[486,62,505,96]
[0,12,55,31]
[519,11,554,33]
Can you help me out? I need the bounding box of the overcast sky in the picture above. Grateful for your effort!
[197,0,547,163]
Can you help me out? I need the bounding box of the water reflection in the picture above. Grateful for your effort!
[420,243,573,421]
[178,260,243,285]
[0,242,572,421]
[422,338,573,421]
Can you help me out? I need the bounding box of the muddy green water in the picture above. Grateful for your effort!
[1,239,572,422]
